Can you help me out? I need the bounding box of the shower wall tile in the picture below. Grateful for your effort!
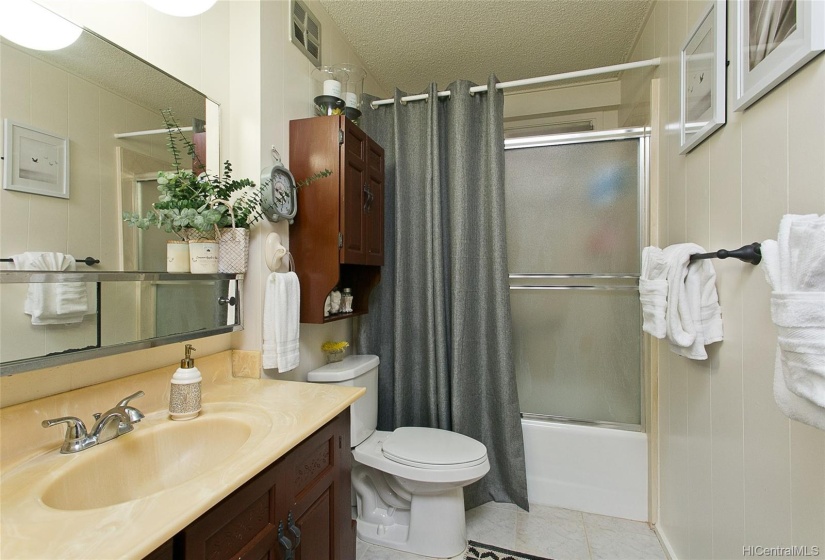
[67,76,102,261]
[789,421,825,550]
[787,57,825,214]
[708,257,746,560]
[685,353,712,560]
[684,143,709,248]
[707,113,742,249]
[741,86,789,241]
[29,58,68,136]
[98,91,129,270]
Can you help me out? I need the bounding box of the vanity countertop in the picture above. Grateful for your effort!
[0,351,364,560]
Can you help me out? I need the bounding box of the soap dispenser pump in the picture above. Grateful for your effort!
[169,344,202,420]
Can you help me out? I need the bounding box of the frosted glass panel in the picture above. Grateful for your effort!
[511,289,642,425]
[505,139,640,274]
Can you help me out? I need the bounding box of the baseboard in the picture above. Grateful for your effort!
[652,524,678,560]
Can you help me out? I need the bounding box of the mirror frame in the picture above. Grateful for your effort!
[0,271,242,376]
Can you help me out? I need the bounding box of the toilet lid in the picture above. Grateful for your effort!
[382,427,488,469]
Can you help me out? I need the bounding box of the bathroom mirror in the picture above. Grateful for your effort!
[0,15,235,375]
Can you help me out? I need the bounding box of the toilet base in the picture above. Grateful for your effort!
[356,486,468,558]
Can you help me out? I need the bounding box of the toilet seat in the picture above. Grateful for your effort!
[381,427,488,469]
[353,430,490,484]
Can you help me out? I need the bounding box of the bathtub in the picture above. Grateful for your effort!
[521,418,648,521]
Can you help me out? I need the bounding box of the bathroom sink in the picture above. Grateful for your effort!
[38,404,267,511]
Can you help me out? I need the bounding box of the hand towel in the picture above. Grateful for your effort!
[761,214,825,427]
[262,271,300,372]
[662,243,724,360]
[640,246,668,338]
[12,252,89,325]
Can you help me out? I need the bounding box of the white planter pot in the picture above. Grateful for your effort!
[167,241,190,273]
[189,240,219,274]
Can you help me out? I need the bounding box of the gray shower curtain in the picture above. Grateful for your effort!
[356,76,529,511]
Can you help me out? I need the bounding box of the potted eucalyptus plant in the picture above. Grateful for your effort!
[123,108,329,273]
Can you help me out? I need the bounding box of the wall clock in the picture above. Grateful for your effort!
[261,147,297,223]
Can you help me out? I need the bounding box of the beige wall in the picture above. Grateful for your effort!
[0,0,388,406]
[503,79,621,136]
[623,1,825,558]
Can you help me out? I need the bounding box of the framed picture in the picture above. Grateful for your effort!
[2,119,69,199]
[733,0,825,111]
[680,0,726,154]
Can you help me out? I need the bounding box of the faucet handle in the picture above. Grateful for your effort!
[41,416,95,453]
[117,390,145,407]
[117,390,146,423]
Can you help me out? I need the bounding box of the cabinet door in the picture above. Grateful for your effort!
[180,462,285,560]
[284,410,354,560]
[340,120,367,264]
[364,138,384,266]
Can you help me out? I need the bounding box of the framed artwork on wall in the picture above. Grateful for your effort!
[733,0,825,111]
[2,120,70,199]
[680,0,726,154]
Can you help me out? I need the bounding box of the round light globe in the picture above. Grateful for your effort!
[0,0,82,51]
[142,0,217,17]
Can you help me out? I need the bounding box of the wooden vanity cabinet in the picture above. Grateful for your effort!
[289,116,384,324]
[146,410,354,560]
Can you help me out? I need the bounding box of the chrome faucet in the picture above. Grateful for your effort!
[42,391,145,454]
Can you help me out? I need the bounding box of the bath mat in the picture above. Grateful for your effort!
[466,540,553,560]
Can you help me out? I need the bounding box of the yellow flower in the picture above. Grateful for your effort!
[321,340,349,353]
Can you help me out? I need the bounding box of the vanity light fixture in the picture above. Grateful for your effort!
[142,0,217,17]
[0,0,82,51]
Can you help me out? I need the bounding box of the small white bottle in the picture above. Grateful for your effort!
[169,344,202,421]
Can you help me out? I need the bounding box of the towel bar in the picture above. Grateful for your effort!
[1,256,100,266]
[688,243,761,265]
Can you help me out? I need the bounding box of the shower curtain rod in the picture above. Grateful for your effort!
[114,126,194,139]
[369,58,661,108]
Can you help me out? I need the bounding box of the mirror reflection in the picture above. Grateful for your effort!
[1,19,235,374]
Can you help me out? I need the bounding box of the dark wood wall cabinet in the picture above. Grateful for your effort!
[144,411,354,560]
[289,116,385,324]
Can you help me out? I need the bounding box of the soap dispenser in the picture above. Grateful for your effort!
[169,344,202,420]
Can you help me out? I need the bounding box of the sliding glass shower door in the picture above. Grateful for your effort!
[504,130,646,429]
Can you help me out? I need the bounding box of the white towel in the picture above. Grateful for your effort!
[262,272,300,372]
[12,252,89,325]
[662,243,724,360]
[640,246,668,338]
[761,214,825,428]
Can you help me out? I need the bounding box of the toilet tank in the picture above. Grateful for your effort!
[307,354,379,447]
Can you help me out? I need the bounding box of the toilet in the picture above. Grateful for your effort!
[307,355,490,558]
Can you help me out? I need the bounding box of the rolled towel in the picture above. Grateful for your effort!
[12,252,89,325]
[773,350,825,431]
[788,215,825,291]
[761,213,825,428]
[771,292,825,408]
[640,247,668,338]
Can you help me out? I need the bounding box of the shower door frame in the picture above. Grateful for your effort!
[504,127,650,433]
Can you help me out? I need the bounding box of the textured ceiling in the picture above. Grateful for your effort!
[319,0,653,94]
[5,30,205,126]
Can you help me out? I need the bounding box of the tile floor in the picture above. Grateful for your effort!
[355,501,668,560]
